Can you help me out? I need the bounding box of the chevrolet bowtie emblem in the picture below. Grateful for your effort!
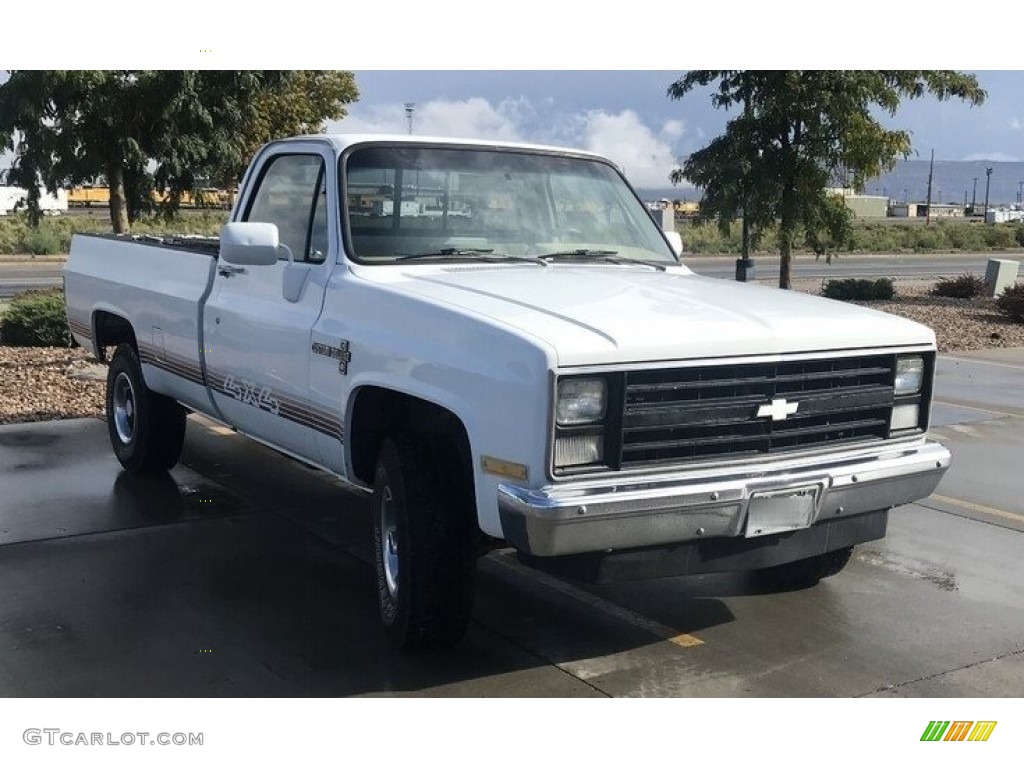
[757,398,799,421]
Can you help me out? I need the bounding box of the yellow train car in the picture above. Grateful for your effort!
[152,188,234,209]
[672,200,700,218]
[67,186,110,207]
[68,185,235,209]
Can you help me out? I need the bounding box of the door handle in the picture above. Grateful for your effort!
[218,264,247,278]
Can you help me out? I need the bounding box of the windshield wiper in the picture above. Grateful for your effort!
[538,249,667,271]
[397,248,546,266]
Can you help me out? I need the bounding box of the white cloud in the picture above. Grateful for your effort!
[332,98,683,189]
[1011,118,1023,131]
[578,109,682,188]
[661,119,685,139]
[961,152,1021,162]
[333,97,523,142]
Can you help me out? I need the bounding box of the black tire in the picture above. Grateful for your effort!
[756,546,855,591]
[105,343,186,474]
[372,434,477,650]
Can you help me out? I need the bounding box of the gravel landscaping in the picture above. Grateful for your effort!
[0,346,106,425]
[788,278,1024,352]
[1,277,1022,426]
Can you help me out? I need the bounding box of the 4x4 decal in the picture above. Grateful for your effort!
[222,373,280,415]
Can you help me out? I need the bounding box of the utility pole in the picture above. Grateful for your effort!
[972,176,978,213]
[984,167,993,222]
[1018,180,1023,206]
[925,149,934,225]
[404,103,415,135]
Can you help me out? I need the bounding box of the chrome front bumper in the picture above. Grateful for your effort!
[498,440,951,557]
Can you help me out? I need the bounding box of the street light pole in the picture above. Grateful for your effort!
[972,177,978,212]
[983,167,993,222]
[925,149,934,225]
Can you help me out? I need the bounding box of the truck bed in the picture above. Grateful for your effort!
[64,232,220,413]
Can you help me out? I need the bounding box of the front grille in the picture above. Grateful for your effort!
[619,355,896,467]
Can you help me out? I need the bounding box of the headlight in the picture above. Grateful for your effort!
[556,378,607,425]
[894,356,924,395]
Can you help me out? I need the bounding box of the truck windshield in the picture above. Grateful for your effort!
[343,145,678,266]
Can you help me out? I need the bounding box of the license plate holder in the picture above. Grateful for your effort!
[745,485,820,538]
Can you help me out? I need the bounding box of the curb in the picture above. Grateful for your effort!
[0,255,67,263]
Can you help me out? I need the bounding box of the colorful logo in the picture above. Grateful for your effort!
[921,721,997,742]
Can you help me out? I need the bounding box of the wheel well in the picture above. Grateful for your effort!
[349,387,473,492]
[92,311,136,360]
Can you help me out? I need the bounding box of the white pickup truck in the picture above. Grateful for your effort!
[64,134,950,649]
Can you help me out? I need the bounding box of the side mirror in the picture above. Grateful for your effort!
[664,230,683,257]
[220,222,281,266]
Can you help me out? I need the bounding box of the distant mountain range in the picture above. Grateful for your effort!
[638,159,1024,207]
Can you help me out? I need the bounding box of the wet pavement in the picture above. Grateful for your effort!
[0,351,1023,696]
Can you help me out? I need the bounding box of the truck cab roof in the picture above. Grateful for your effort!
[267,133,610,162]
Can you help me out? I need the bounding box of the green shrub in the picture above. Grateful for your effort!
[995,283,1024,323]
[0,288,71,346]
[930,273,988,299]
[680,220,743,254]
[822,278,895,302]
[982,225,1017,249]
[22,228,67,255]
[911,227,943,252]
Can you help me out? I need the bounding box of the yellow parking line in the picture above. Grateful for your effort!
[667,633,705,649]
[930,494,1024,525]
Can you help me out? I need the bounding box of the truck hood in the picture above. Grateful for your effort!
[369,265,935,366]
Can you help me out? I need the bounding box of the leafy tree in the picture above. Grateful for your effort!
[241,71,358,182]
[668,71,986,288]
[0,70,358,233]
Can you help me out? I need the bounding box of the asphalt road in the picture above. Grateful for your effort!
[0,263,63,297]
[0,349,1021,696]
[0,253,1020,297]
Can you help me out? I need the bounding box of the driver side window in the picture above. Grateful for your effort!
[245,154,328,263]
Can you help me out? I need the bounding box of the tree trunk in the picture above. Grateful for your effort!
[779,231,792,290]
[106,161,130,234]
[778,177,797,290]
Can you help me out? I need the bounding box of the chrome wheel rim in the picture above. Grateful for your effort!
[379,484,399,599]
[112,372,136,444]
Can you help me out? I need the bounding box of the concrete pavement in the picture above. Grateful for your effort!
[0,350,1022,696]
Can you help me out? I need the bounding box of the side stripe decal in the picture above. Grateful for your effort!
[138,349,343,441]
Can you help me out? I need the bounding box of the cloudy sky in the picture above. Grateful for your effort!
[3,68,1021,193]
[334,71,1024,190]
